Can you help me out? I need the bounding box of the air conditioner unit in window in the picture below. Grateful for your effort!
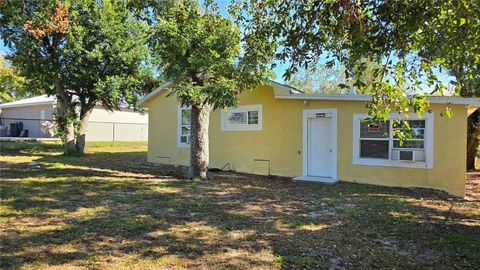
[399,150,415,162]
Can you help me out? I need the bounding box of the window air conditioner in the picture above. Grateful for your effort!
[399,150,415,162]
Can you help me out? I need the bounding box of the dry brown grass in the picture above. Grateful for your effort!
[1,141,479,269]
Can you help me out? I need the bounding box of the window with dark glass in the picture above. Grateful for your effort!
[359,121,390,159]
[248,111,258,124]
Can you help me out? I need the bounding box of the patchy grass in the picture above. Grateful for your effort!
[1,141,479,269]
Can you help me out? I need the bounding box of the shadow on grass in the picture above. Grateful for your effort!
[2,143,184,180]
[2,176,479,269]
[1,142,479,269]
[0,141,63,156]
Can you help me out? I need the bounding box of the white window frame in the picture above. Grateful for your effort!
[177,105,191,148]
[352,113,434,169]
[221,104,263,131]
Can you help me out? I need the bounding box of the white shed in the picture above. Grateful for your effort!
[0,95,148,141]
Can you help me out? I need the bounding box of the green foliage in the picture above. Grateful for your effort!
[150,0,271,109]
[288,58,382,94]
[1,0,153,107]
[288,62,346,94]
[0,0,154,149]
[233,0,480,124]
[64,0,154,111]
[0,54,31,102]
[52,107,78,142]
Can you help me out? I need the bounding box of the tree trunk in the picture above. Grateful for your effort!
[55,82,76,154]
[467,109,480,170]
[75,108,93,154]
[64,121,76,154]
[55,76,77,154]
[188,104,212,180]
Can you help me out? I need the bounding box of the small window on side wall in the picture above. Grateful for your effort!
[221,104,262,131]
[177,106,191,148]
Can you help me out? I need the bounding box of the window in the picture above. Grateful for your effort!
[353,114,433,168]
[221,104,262,131]
[359,121,390,159]
[177,106,191,147]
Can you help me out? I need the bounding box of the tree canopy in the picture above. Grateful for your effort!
[232,0,480,122]
[146,0,271,178]
[288,59,382,94]
[0,0,153,153]
[0,54,29,102]
[150,0,271,109]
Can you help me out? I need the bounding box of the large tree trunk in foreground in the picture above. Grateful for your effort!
[75,108,93,154]
[188,104,212,180]
[467,109,480,170]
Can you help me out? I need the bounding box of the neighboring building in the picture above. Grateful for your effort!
[139,82,480,197]
[0,95,148,141]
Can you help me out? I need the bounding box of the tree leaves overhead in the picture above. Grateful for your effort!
[233,0,480,122]
[0,0,154,153]
[0,0,153,111]
[288,58,383,94]
[150,0,271,109]
[0,54,30,102]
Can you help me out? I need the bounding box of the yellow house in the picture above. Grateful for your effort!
[139,82,480,197]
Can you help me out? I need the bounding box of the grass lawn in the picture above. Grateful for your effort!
[1,141,479,269]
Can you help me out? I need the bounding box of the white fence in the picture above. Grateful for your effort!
[86,121,148,141]
[1,118,148,141]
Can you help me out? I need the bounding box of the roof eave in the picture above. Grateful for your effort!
[0,101,55,109]
[275,93,480,105]
[137,81,173,108]
[137,80,301,107]
[268,80,305,94]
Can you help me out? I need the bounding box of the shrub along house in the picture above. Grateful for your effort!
[139,81,480,197]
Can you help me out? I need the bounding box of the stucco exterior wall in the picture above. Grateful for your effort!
[146,86,467,196]
[0,104,55,138]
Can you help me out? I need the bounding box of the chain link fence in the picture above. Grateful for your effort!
[0,117,148,141]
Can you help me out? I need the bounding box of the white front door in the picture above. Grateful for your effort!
[307,115,335,177]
